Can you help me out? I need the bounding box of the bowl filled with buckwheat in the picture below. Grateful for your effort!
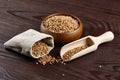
[40,13,83,45]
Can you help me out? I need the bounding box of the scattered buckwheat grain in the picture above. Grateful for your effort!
[38,54,61,65]
[62,73,65,76]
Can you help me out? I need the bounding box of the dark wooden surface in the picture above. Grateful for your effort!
[0,0,120,80]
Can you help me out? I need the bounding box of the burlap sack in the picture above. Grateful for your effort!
[4,29,54,58]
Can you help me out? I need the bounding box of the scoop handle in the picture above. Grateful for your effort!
[96,31,114,44]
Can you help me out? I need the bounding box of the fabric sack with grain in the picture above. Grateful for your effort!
[4,29,54,59]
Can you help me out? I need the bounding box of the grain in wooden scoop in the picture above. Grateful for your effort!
[62,45,88,61]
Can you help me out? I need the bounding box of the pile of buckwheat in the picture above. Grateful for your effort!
[43,15,79,33]
[32,41,66,65]
[38,54,62,65]
[32,41,48,57]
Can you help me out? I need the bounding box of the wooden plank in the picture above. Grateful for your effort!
[0,0,120,80]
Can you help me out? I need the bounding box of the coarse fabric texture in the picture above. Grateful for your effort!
[4,29,54,58]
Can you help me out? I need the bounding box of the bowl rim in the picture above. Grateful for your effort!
[40,13,83,34]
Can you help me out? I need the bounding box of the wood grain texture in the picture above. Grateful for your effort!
[0,0,120,80]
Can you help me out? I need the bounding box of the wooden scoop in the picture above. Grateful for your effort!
[60,31,114,62]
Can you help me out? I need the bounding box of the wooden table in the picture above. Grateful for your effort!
[0,0,120,80]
